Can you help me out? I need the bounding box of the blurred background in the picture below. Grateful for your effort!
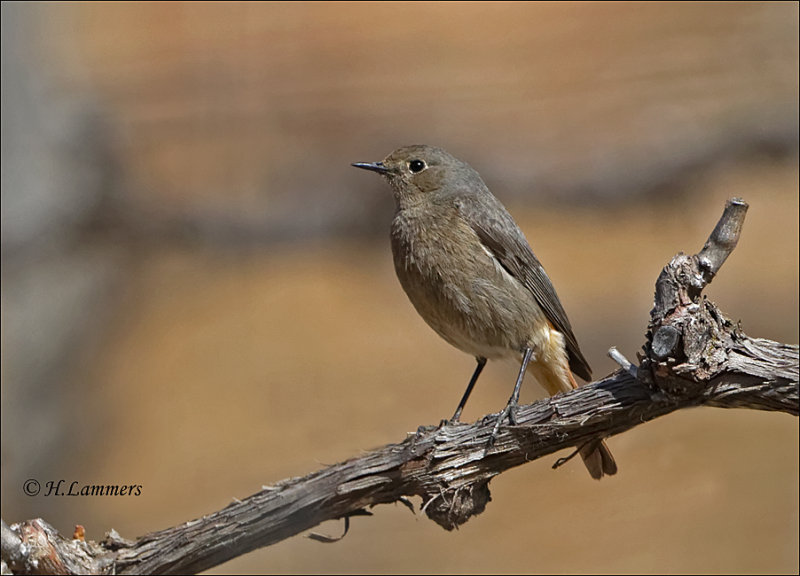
[1,2,798,573]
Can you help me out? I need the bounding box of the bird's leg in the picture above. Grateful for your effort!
[450,357,487,423]
[490,347,533,443]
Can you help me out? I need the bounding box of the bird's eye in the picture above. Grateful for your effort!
[408,159,426,173]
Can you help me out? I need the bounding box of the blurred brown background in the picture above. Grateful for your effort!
[1,2,798,574]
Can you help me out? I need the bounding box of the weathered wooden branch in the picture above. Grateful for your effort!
[2,198,797,575]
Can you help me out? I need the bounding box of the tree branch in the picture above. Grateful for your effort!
[3,198,797,575]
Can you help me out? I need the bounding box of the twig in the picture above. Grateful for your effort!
[607,346,638,378]
[2,198,797,575]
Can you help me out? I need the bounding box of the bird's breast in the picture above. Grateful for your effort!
[389,208,547,359]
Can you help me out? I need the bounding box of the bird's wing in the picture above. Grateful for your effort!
[457,194,592,380]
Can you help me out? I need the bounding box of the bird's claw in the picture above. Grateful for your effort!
[487,401,518,447]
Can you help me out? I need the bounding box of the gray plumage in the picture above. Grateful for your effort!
[454,184,592,381]
[353,145,616,479]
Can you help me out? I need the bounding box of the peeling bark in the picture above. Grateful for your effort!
[2,198,797,575]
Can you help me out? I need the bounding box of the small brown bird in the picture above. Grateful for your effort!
[353,145,616,479]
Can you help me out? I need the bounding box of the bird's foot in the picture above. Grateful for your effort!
[487,401,518,447]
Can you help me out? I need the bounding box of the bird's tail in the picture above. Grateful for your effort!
[528,339,618,480]
[579,438,618,480]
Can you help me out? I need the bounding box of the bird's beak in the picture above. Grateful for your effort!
[351,161,389,174]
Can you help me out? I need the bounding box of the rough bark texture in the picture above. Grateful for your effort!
[2,198,798,575]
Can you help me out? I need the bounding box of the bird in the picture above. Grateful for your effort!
[352,145,617,479]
